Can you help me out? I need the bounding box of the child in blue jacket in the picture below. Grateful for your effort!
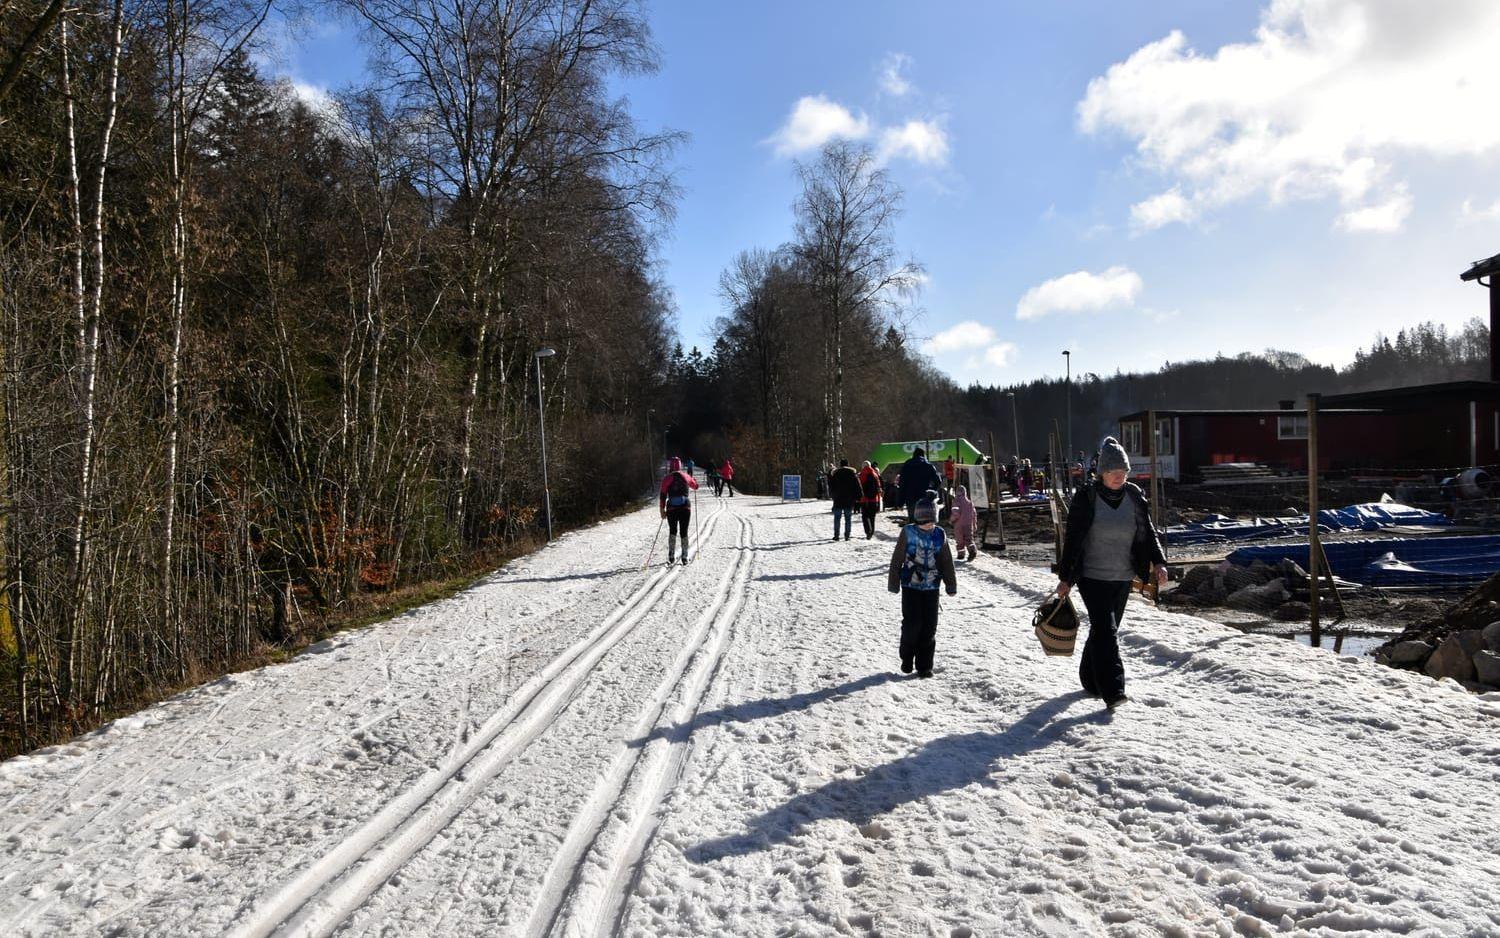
[886,492,958,677]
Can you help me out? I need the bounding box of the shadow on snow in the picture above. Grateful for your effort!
[686,691,1109,863]
[628,672,899,750]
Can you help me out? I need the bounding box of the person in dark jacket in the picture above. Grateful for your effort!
[898,449,942,521]
[1056,437,1168,709]
[887,493,957,677]
[857,461,884,539]
[828,458,862,540]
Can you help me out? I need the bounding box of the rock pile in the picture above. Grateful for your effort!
[1165,559,1309,619]
[1375,621,1500,693]
[1372,570,1500,693]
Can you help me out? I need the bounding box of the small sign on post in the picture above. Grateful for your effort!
[781,474,802,502]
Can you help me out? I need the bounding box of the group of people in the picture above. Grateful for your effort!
[880,437,1166,705]
[655,437,1168,709]
[702,458,736,498]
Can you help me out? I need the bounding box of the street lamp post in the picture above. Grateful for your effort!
[1062,350,1072,460]
[534,347,556,542]
[1007,391,1020,457]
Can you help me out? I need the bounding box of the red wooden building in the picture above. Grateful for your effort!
[1119,381,1500,481]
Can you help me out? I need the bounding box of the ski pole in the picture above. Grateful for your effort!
[691,480,700,564]
[642,513,665,570]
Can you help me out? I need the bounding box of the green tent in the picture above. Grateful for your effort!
[866,438,985,471]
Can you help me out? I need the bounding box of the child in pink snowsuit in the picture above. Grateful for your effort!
[953,484,978,561]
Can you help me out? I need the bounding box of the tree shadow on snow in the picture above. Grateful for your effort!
[685,690,1106,863]
[755,565,884,583]
[628,673,898,750]
[496,565,640,585]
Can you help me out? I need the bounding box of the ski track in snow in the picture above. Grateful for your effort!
[2,493,1499,937]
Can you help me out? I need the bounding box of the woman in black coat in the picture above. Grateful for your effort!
[1055,437,1168,709]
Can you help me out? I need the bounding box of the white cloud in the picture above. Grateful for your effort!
[1016,266,1143,321]
[768,95,870,157]
[982,343,1018,367]
[1130,188,1197,231]
[1461,198,1500,223]
[878,119,950,166]
[1078,0,1500,233]
[879,52,913,97]
[923,320,996,354]
[1335,187,1412,233]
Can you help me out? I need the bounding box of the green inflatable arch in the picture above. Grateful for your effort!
[865,438,985,470]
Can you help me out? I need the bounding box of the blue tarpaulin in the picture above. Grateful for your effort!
[1164,502,1450,547]
[1227,535,1500,588]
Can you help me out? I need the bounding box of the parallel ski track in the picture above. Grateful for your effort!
[529,513,757,938]
[227,502,730,938]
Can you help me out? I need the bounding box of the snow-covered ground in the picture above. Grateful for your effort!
[3,494,1498,937]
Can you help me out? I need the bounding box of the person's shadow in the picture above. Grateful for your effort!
[628,673,898,749]
[686,690,1105,862]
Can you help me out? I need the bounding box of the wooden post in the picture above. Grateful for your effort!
[1307,393,1321,648]
[988,430,1005,550]
[1146,409,1160,529]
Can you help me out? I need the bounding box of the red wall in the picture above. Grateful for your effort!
[1178,411,1449,475]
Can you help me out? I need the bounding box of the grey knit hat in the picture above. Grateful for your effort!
[913,493,938,524]
[1098,436,1130,474]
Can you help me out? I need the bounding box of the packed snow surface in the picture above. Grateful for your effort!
[3,495,1498,936]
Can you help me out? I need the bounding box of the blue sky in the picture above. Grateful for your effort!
[270,0,1500,386]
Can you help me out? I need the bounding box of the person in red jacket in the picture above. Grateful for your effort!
[857,460,884,539]
[720,457,736,497]
[659,456,699,565]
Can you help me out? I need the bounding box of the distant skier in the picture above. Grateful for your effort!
[1056,437,1168,709]
[858,460,884,539]
[953,483,978,561]
[887,492,957,678]
[659,456,699,565]
[897,448,942,522]
[720,458,736,497]
[828,458,861,541]
[705,463,721,497]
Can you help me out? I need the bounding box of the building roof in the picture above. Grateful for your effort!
[1460,251,1500,282]
[1118,408,1380,419]
[1321,380,1500,407]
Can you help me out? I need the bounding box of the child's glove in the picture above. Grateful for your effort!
[946,586,957,596]
[888,584,899,594]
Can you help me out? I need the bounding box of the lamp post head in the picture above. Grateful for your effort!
[535,347,556,358]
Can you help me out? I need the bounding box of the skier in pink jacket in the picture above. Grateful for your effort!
[659,457,699,565]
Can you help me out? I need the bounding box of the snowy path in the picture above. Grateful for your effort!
[2,496,1498,937]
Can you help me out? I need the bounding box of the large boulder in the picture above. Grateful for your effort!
[1179,565,1215,596]
[1278,558,1309,584]
[1222,564,1260,594]
[1483,620,1500,654]
[1248,560,1280,584]
[1388,640,1434,666]
[1425,633,1478,683]
[1226,578,1290,612]
[1272,601,1310,622]
[1474,650,1500,687]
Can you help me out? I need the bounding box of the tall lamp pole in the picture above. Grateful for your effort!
[1007,390,1020,457]
[1062,350,1072,459]
[534,347,556,541]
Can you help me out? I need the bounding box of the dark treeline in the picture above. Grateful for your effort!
[0,0,676,751]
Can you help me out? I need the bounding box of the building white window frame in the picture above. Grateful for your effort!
[1277,413,1309,440]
